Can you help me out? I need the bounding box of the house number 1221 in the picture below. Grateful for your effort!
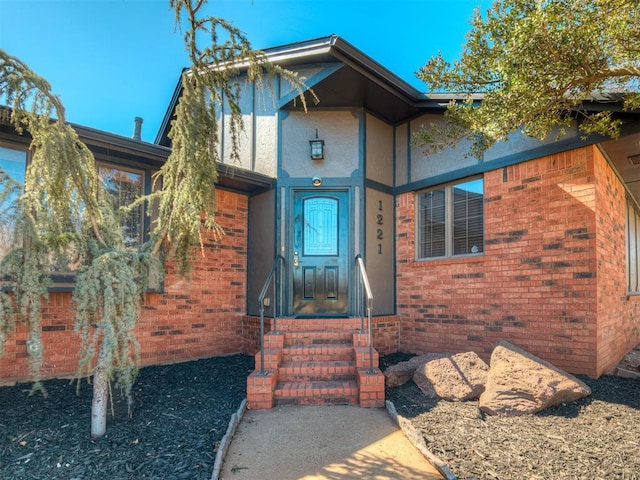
[377,200,383,254]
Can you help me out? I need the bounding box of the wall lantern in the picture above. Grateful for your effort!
[309,129,325,160]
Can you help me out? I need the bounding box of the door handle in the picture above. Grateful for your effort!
[293,251,299,268]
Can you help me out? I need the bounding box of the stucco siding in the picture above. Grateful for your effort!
[223,77,254,170]
[281,110,360,178]
[365,188,394,314]
[365,114,393,185]
[394,123,408,187]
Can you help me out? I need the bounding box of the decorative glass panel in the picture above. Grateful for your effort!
[303,197,338,256]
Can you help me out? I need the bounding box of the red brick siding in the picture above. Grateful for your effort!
[242,316,274,355]
[371,315,400,355]
[397,146,604,376]
[1,188,249,384]
[594,147,640,374]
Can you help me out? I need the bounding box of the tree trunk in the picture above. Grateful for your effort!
[91,340,110,439]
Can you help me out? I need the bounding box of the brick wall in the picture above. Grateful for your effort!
[0,188,249,385]
[593,147,640,374]
[371,315,400,355]
[397,146,616,376]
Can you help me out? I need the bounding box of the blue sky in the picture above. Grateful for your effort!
[0,0,491,142]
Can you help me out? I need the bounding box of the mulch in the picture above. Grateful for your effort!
[0,354,254,480]
[1,352,638,480]
[382,352,640,480]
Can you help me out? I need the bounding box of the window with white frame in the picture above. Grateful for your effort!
[0,145,27,261]
[417,177,484,259]
[626,197,640,293]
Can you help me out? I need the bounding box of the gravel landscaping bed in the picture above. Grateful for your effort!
[2,352,638,480]
[0,354,254,480]
[382,353,640,480]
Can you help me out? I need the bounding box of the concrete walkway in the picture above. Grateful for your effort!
[219,405,444,480]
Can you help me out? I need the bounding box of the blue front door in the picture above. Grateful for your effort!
[291,190,349,316]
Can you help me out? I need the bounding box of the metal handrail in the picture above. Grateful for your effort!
[355,254,376,374]
[257,254,284,375]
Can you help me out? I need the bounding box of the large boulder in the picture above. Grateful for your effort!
[412,366,437,397]
[384,353,450,387]
[422,351,489,401]
[479,340,591,416]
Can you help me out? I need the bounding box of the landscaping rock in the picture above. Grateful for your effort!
[424,351,489,401]
[384,352,450,387]
[479,340,591,416]
[412,366,437,398]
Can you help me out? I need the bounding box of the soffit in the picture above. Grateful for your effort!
[281,64,425,124]
[600,119,640,203]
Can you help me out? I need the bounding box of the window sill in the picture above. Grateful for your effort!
[413,253,485,266]
[2,274,164,294]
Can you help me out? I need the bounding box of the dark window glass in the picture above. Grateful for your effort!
[417,178,483,259]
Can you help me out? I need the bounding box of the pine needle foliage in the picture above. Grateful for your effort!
[0,49,154,400]
[73,244,159,407]
[152,0,312,272]
[1,0,311,435]
[415,0,640,157]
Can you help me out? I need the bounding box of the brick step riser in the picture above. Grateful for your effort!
[283,354,353,362]
[278,362,356,381]
[273,382,359,405]
[274,396,359,406]
[275,319,364,331]
[283,335,353,347]
[279,373,356,382]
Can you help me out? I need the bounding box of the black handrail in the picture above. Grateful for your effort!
[257,254,284,375]
[355,254,376,374]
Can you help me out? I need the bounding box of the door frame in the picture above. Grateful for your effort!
[285,187,353,317]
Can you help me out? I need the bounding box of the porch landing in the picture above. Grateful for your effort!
[247,318,385,409]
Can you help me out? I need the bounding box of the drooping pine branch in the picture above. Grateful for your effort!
[152,0,314,271]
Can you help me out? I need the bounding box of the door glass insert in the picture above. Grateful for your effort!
[303,197,338,256]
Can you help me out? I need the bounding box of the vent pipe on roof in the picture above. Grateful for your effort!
[132,117,143,141]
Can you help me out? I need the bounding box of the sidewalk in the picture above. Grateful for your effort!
[218,405,445,480]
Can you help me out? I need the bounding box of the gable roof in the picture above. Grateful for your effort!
[155,35,463,146]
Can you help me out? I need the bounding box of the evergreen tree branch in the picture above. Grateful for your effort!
[415,0,640,155]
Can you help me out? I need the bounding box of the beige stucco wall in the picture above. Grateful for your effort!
[395,114,581,187]
[281,110,360,179]
[223,77,254,170]
[365,187,394,315]
[409,114,477,181]
[217,76,279,177]
[395,123,409,186]
[365,114,393,186]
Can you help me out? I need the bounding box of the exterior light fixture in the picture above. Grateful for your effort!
[309,128,324,160]
[312,176,322,187]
